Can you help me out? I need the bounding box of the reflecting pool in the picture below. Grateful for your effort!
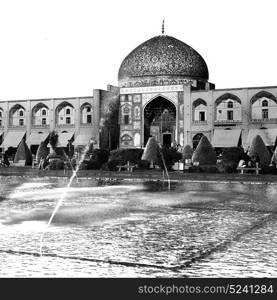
[0,176,277,277]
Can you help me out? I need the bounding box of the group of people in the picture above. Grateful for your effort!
[238,155,260,168]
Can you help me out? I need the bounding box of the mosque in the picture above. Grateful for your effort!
[1,25,277,158]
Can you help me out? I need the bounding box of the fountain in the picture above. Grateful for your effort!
[39,138,94,256]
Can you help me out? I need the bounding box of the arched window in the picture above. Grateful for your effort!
[251,92,277,120]
[262,100,268,107]
[215,94,241,122]
[227,101,233,108]
[192,99,207,122]
[9,104,26,126]
[81,103,92,124]
[32,103,49,126]
[56,102,75,126]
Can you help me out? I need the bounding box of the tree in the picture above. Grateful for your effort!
[248,135,271,167]
[192,135,217,165]
[14,139,33,166]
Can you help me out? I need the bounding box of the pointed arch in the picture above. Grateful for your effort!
[215,93,241,105]
[55,101,75,126]
[192,98,207,108]
[215,93,242,122]
[80,102,93,124]
[32,103,50,126]
[32,102,49,114]
[143,96,176,146]
[9,104,26,126]
[192,98,207,122]
[55,101,74,113]
[250,90,277,104]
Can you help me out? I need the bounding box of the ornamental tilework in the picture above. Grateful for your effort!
[142,92,178,107]
[118,35,209,87]
[133,121,141,130]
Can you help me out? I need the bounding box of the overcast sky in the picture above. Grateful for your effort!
[0,0,277,100]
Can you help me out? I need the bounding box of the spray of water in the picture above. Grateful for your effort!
[158,147,171,190]
[39,140,93,256]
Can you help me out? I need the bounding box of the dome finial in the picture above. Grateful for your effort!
[162,20,165,35]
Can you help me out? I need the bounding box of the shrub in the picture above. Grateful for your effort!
[107,159,122,171]
[271,147,277,165]
[188,165,202,173]
[248,135,271,168]
[36,141,49,163]
[137,159,150,170]
[109,148,143,164]
[192,136,217,165]
[14,139,33,166]
[157,146,182,170]
[86,159,102,170]
[49,131,58,148]
[220,147,245,173]
[182,145,193,162]
[89,149,110,164]
[200,165,218,173]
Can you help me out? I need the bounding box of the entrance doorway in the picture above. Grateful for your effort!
[144,96,176,146]
[163,133,172,147]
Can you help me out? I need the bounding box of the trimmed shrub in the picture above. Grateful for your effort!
[182,145,193,162]
[271,147,277,165]
[220,147,245,173]
[137,159,150,170]
[192,136,217,165]
[109,148,143,165]
[49,131,58,148]
[14,139,33,166]
[107,159,122,171]
[86,159,102,170]
[90,149,110,164]
[248,135,271,168]
[157,146,182,170]
[141,137,159,163]
[36,141,49,163]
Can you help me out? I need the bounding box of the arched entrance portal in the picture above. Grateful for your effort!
[144,96,176,146]
[192,133,204,149]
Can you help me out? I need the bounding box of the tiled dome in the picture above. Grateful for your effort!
[118,35,209,88]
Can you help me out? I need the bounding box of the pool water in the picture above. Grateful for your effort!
[0,176,277,277]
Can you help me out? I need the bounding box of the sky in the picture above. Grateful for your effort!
[0,0,277,100]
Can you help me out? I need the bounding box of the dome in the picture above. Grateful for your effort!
[118,35,209,88]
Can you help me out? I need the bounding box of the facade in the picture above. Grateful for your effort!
[1,32,277,155]
[117,34,277,151]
